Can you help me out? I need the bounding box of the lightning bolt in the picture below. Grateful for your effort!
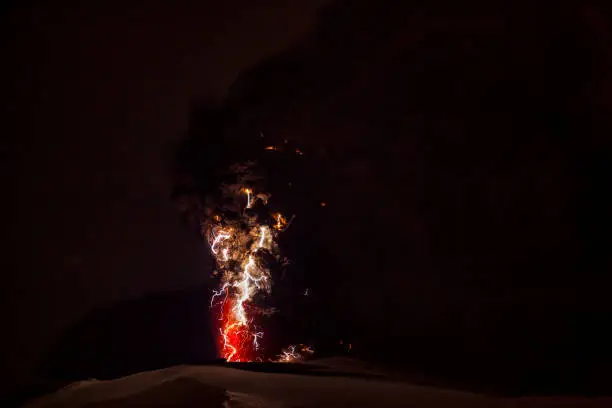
[210,230,230,255]
[207,184,310,362]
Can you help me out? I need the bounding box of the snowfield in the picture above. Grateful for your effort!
[22,359,612,408]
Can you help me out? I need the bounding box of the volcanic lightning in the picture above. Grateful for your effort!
[278,344,315,363]
[203,153,313,363]
[206,180,288,362]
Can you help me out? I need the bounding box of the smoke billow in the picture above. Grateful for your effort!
[174,0,612,392]
[174,126,312,361]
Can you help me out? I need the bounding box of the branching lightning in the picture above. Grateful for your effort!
[277,344,315,363]
[204,160,313,363]
[206,184,288,362]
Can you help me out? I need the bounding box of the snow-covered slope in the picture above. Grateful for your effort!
[22,361,612,408]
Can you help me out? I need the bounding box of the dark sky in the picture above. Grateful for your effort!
[4,0,612,400]
[3,0,328,390]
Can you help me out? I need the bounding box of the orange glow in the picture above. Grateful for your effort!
[278,344,314,362]
[207,181,311,362]
[273,213,287,231]
[243,188,253,208]
[219,295,256,362]
[208,188,285,362]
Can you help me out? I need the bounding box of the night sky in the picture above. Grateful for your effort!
[3,0,328,394]
[3,0,612,401]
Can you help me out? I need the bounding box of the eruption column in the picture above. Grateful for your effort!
[207,188,283,362]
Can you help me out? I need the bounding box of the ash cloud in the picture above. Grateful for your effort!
[174,0,612,393]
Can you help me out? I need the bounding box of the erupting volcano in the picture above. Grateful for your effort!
[204,163,292,362]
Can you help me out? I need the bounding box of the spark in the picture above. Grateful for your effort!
[244,188,252,208]
[274,213,287,231]
[304,345,314,354]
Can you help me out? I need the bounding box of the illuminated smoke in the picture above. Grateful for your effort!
[203,151,314,362]
[204,162,289,362]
